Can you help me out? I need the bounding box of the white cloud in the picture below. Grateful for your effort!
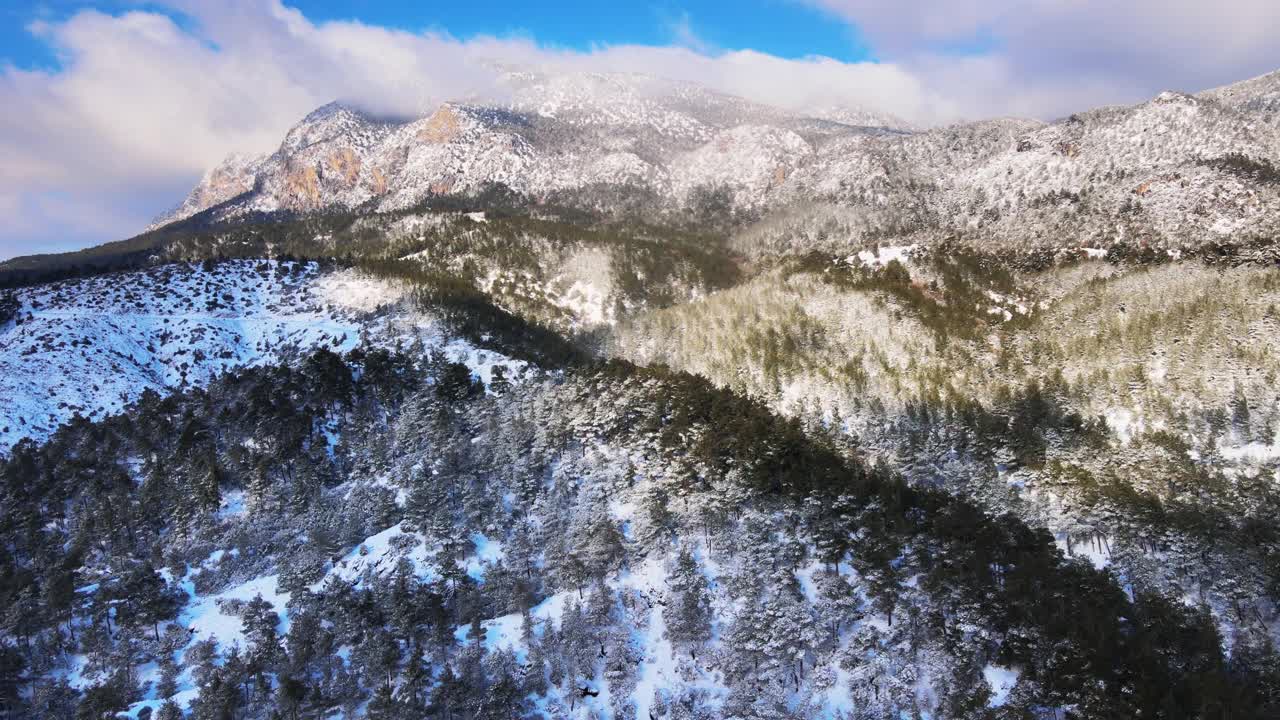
[806,0,1280,117]
[660,11,713,54]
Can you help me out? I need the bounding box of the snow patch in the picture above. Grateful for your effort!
[983,664,1020,707]
[181,574,290,648]
[321,524,436,587]
[1055,532,1112,570]
[313,269,408,313]
[1219,437,1280,463]
[853,244,918,268]
[1104,407,1141,444]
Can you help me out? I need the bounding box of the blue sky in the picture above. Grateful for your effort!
[2,0,875,71]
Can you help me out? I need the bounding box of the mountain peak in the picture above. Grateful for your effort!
[298,100,408,126]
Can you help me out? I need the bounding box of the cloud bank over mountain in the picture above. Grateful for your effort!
[807,0,1280,116]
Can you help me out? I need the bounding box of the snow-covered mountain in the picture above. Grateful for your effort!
[1202,68,1280,120]
[154,69,1280,255]
[147,70,909,228]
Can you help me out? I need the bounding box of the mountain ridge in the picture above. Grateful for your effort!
[147,67,1280,259]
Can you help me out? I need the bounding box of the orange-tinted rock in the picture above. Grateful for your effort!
[418,106,462,144]
[327,148,361,188]
[284,165,321,208]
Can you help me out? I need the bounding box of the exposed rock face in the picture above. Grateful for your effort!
[283,165,321,209]
[198,158,257,205]
[418,105,463,144]
[327,147,362,188]
[368,166,388,195]
[146,153,263,230]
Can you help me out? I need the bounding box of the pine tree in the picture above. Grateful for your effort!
[0,646,28,719]
[573,496,625,582]
[1232,384,1252,439]
[154,700,183,720]
[584,582,617,662]
[467,614,486,648]
[29,679,77,720]
[554,551,589,599]
[665,547,713,660]
[432,662,467,718]
[366,683,399,720]
[193,452,222,518]
[488,365,513,395]
[404,473,447,534]
[276,676,307,720]
[507,517,539,581]
[438,530,471,600]
[157,655,179,700]
[637,485,676,550]
[241,595,281,676]
[476,648,527,720]
[761,587,818,692]
[558,598,592,693]
[121,565,181,641]
[41,570,77,642]
[436,361,483,404]
[397,645,433,712]
[813,569,859,644]
[246,459,276,515]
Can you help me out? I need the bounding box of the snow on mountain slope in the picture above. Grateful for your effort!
[373,104,541,212]
[121,436,875,720]
[146,152,266,231]
[807,104,917,132]
[502,70,720,142]
[766,92,1280,253]
[0,260,519,452]
[670,125,812,208]
[149,71,897,228]
[1202,69,1280,118]
[150,66,1280,255]
[942,91,1280,241]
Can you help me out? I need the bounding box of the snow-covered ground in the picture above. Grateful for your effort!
[983,664,1020,707]
[0,261,523,452]
[1218,434,1280,463]
[851,244,917,269]
[181,574,291,647]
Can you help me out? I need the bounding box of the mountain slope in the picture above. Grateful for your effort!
[0,260,518,451]
[3,349,1272,719]
[153,68,1280,257]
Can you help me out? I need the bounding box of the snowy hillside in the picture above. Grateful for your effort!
[0,261,518,452]
[7,348,1255,720]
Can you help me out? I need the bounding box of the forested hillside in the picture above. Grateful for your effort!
[3,67,1280,719]
[3,347,1276,719]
